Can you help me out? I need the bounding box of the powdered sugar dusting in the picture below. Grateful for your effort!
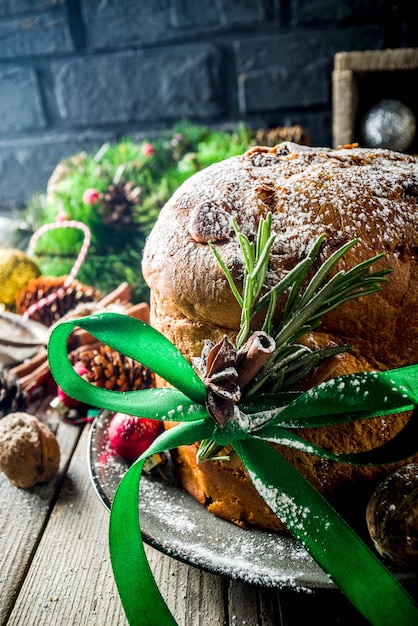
[142,142,418,325]
[140,474,328,590]
[89,413,336,590]
[248,472,312,536]
[146,143,418,261]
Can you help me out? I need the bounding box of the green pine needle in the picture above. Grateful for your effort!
[20,122,258,301]
[211,212,390,396]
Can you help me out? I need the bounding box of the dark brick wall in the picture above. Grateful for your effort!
[0,0,416,212]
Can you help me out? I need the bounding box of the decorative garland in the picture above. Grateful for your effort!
[48,313,418,626]
[22,122,260,301]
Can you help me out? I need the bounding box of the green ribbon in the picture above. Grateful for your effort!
[48,313,418,626]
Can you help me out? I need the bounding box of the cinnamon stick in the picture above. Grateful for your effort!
[236,332,276,389]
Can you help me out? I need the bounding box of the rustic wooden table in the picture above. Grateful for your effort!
[1,393,416,626]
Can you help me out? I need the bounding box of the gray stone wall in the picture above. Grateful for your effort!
[0,0,415,212]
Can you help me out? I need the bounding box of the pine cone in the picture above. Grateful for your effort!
[0,368,27,418]
[255,125,311,147]
[16,276,100,327]
[76,345,155,392]
[99,181,144,229]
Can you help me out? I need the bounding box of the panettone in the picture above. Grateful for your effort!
[142,142,418,532]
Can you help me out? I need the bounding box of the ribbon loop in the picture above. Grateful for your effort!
[48,313,206,406]
[266,367,418,427]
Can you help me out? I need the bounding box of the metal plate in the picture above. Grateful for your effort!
[89,411,417,592]
[88,410,372,591]
[0,312,48,366]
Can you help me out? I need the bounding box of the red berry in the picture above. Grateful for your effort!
[141,142,155,157]
[108,412,164,461]
[82,188,101,205]
[56,361,88,409]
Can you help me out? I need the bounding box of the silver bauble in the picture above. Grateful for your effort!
[360,99,416,152]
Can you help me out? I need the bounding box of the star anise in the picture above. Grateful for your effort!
[199,335,240,428]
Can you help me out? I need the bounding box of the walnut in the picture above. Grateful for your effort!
[188,200,232,243]
[366,464,418,569]
[0,412,60,488]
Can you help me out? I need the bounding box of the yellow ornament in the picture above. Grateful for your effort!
[0,249,41,310]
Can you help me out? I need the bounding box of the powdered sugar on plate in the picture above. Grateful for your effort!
[88,411,336,590]
[88,411,415,590]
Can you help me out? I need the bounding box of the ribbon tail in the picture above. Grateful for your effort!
[234,437,418,626]
[255,405,418,466]
[109,419,214,626]
[110,457,177,626]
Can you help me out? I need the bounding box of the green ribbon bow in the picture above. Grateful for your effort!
[48,312,418,626]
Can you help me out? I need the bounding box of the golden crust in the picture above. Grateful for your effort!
[142,142,418,532]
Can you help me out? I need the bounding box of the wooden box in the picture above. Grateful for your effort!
[332,48,418,152]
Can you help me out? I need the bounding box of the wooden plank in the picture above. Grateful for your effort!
[6,424,128,626]
[334,48,418,72]
[6,425,229,625]
[147,546,227,625]
[228,580,266,624]
[227,580,283,625]
[0,398,81,626]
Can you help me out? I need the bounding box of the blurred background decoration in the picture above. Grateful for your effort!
[0,1,417,307]
[1,0,417,216]
[15,122,307,302]
[333,48,418,152]
[360,98,416,151]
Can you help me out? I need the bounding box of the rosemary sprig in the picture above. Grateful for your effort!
[210,213,390,396]
[209,214,276,349]
[199,215,390,463]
